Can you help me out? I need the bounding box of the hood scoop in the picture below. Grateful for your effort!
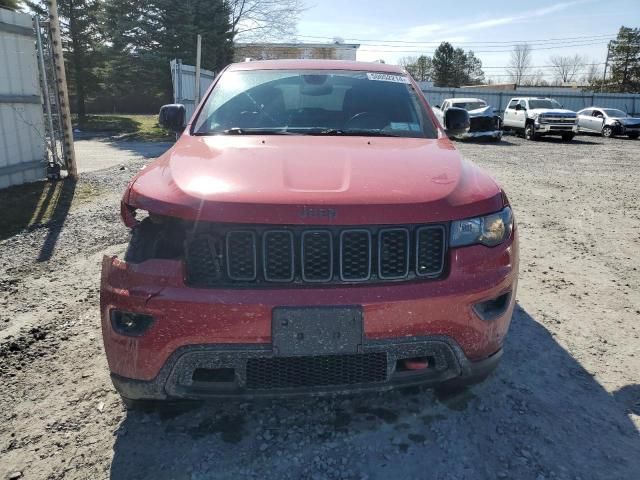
[282,157,351,192]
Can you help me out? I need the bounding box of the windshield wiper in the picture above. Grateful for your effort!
[222,127,299,135]
[313,128,402,137]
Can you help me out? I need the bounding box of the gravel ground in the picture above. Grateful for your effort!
[0,134,639,480]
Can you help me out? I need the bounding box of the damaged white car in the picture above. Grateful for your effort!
[433,98,502,141]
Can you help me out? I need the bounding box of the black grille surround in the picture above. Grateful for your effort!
[185,223,447,288]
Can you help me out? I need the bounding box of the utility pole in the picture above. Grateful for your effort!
[601,40,612,92]
[195,34,202,106]
[47,0,77,179]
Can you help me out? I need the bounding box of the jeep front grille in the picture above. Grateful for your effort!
[185,224,446,287]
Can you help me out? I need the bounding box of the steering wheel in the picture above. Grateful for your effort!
[345,112,389,130]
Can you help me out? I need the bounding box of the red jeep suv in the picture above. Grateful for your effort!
[100,60,518,405]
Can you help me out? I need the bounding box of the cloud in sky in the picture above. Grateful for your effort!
[404,0,593,41]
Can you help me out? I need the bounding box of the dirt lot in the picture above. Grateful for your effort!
[1,135,639,480]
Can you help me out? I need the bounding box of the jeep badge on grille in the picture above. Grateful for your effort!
[299,206,337,221]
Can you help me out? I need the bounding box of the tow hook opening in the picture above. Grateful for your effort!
[396,356,434,372]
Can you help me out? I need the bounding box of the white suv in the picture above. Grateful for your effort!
[502,97,577,141]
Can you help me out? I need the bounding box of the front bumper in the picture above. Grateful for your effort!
[458,130,503,140]
[112,339,503,400]
[535,123,577,134]
[101,232,518,399]
[616,124,640,136]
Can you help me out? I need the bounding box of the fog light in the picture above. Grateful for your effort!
[110,310,154,337]
[473,292,511,321]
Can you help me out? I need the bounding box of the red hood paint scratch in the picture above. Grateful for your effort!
[126,135,502,225]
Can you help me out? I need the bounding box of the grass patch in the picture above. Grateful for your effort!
[75,114,174,142]
[0,179,102,241]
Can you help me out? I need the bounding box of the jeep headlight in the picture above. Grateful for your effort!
[450,207,514,247]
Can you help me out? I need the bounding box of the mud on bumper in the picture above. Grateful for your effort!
[111,337,502,400]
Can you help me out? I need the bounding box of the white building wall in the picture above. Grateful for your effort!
[0,8,45,189]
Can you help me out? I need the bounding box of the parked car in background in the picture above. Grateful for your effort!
[433,98,502,141]
[101,60,518,407]
[576,107,640,139]
[503,97,577,141]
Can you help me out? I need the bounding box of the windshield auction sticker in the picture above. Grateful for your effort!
[366,73,410,84]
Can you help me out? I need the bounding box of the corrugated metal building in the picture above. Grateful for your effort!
[234,42,359,62]
[0,8,45,189]
[417,83,640,115]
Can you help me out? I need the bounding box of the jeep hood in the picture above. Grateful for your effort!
[125,135,503,225]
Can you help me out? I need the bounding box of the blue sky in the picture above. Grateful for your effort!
[295,0,640,81]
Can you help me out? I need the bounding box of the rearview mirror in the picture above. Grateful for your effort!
[443,107,470,137]
[159,104,186,133]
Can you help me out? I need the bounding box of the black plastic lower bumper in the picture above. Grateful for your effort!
[111,337,503,401]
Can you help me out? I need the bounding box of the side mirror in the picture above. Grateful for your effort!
[515,104,523,111]
[435,105,441,109]
[159,104,186,132]
[443,107,470,137]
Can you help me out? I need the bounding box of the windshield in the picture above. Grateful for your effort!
[193,69,438,138]
[528,99,562,109]
[602,109,628,118]
[452,101,486,111]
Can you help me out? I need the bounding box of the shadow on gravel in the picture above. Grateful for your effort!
[534,137,600,145]
[110,306,639,479]
[106,140,173,159]
[37,180,76,262]
[0,179,74,243]
[457,138,518,147]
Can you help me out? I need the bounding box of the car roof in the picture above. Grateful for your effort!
[447,98,486,103]
[226,59,405,74]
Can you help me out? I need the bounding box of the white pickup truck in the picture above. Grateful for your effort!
[502,97,577,141]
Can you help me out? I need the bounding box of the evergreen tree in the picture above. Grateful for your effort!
[432,42,484,87]
[609,26,640,92]
[26,0,104,123]
[104,0,233,104]
[403,55,432,82]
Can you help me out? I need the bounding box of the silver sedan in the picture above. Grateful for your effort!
[576,107,640,139]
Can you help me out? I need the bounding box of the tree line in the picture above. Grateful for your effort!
[504,27,639,91]
[400,28,639,93]
[400,42,485,87]
[1,0,302,123]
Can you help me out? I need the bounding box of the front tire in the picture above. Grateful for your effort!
[628,133,639,139]
[602,125,614,138]
[524,123,537,141]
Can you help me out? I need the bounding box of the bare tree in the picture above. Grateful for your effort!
[522,69,547,87]
[549,54,586,84]
[506,44,532,86]
[582,60,602,84]
[229,0,305,41]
